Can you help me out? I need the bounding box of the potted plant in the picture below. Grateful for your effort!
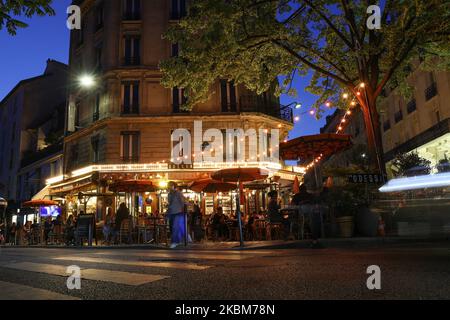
[437,158,450,173]
[326,188,358,238]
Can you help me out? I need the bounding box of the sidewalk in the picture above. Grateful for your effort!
[1,236,448,251]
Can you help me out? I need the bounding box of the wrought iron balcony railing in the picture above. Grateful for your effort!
[240,95,293,123]
[122,56,141,66]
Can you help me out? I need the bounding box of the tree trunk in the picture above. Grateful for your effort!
[360,98,387,180]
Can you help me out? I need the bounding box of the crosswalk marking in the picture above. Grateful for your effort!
[5,262,169,286]
[53,256,210,270]
[92,250,261,261]
[0,280,80,300]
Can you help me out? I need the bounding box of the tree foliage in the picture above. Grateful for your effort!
[160,0,450,172]
[392,152,431,177]
[161,0,450,111]
[0,0,55,35]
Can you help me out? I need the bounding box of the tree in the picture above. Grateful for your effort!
[392,152,431,177]
[160,0,450,175]
[0,0,55,35]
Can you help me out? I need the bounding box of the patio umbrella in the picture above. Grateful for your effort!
[212,168,270,247]
[189,179,236,193]
[280,133,353,161]
[211,168,270,183]
[281,134,353,190]
[109,180,157,193]
[22,199,59,208]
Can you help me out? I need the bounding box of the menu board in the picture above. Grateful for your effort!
[204,196,214,215]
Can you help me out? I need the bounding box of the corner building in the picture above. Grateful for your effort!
[50,0,296,220]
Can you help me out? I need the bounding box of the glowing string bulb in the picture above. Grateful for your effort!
[343,93,349,99]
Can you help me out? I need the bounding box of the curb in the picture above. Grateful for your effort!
[1,237,448,251]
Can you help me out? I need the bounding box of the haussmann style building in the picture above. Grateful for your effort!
[46,0,299,222]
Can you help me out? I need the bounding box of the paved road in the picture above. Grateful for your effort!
[0,242,449,300]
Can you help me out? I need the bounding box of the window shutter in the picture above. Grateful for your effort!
[132,83,139,113]
[229,81,237,112]
[220,80,228,112]
[173,87,180,113]
[123,84,131,113]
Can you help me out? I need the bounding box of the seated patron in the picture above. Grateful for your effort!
[211,207,229,240]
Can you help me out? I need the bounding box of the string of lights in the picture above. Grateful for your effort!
[298,82,366,172]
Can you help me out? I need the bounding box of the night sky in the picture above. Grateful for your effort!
[0,0,333,138]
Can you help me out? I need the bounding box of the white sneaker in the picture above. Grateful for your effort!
[170,243,179,249]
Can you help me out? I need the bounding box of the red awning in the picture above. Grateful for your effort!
[22,200,59,208]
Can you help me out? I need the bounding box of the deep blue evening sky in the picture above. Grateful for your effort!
[0,0,333,138]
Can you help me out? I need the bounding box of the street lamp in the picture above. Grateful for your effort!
[283,101,302,109]
[79,74,96,88]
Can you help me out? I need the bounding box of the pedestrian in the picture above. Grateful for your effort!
[44,216,53,245]
[114,203,130,243]
[267,191,290,240]
[8,222,17,245]
[166,181,187,249]
[103,207,114,244]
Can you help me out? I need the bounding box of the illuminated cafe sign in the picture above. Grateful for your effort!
[168,163,194,170]
[348,174,385,184]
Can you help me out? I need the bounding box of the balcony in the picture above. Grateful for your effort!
[394,110,403,123]
[122,57,141,67]
[122,156,140,163]
[407,99,417,114]
[383,120,391,132]
[122,106,140,115]
[123,12,141,21]
[425,82,438,101]
[240,95,293,123]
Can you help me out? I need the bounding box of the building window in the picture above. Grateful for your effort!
[407,99,417,114]
[171,43,179,57]
[383,120,391,132]
[95,4,104,31]
[122,81,140,114]
[172,87,188,113]
[123,0,141,20]
[120,132,140,162]
[123,36,141,66]
[93,93,100,122]
[91,136,100,164]
[394,110,403,123]
[220,80,237,112]
[95,44,103,71]
[50,161,58,177]
[171,0,187,20]
[425,82,438,101]
[70,144,79,163]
